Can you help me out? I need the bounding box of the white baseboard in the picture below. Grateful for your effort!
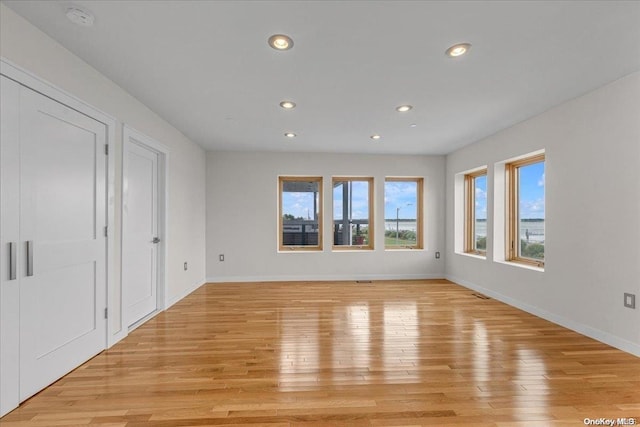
[206,273,444,283]
[446,274,640,358]
[106,279,206,351]
[166,279,207,309]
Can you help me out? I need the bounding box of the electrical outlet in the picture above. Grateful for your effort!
[219,254,225,262]
[624,293,636,309]
[183,262,188,271]
[435,251,440,259]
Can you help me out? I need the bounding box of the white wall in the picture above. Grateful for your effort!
[0,4,207,337]
[445,72,640,356]
[207,151,446,282]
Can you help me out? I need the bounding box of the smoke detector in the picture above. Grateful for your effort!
[66,7,95,27]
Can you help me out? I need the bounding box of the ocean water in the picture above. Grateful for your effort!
[384,221,417,232]
[384,221,544,241]
[476,220,545,242]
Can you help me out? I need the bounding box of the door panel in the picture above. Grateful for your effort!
[32,111,98,242]
[34,261,97,358]
[18,86,106,400]
[123,140,158,327]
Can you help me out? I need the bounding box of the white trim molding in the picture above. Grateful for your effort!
[206,273,445,283]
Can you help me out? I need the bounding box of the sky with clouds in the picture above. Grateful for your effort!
[474,162,545,220]
[281,191,317,219]
[475,175,488,220]
[282,163,544,222]
[518,162,545,219]
[282,180,420,221]
[333,181,369,220]
[383,181,418,219]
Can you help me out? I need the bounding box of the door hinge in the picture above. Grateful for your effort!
[104,144,109,155]
[104,307,108,319]
[104,226,108,237]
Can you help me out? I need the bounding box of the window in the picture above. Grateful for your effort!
[384,178,423,249]
[506,154,545,266]
[278,176,323,251]
[332,177,373,250]
[464,169,487,255]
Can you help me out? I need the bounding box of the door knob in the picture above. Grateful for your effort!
[152,237,160,244]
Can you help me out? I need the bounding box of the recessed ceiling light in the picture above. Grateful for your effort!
[284,132,296,138]
[268,34,294,51]
[370,134,381,140]
[396,105,413,112]
[446,43,471,58]
[409,123,417,128]
[279,101,296,109]
[66,6,95,26]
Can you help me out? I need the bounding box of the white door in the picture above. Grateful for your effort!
[123,138,159,327]
[18,85,107,400]
[1,75,21,414]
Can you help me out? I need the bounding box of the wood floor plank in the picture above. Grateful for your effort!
[1,279,639,426]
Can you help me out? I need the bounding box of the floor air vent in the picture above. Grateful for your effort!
[356,280,372,284]
[472,293,491,300]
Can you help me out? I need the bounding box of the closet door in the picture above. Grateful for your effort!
[0,75,21,415]
[18,85,107,400]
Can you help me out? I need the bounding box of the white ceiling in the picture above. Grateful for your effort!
[4,1,640,155]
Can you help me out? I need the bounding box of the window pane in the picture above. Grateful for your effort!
[474,175,487,251]
[281,178,321,248]
[384,180,419,248]
[333,179,371,247]
[517,161,545,261]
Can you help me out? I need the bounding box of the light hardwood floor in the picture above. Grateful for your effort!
[2,279,639,426]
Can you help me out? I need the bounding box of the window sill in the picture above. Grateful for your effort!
[495,259,545,272]
[384,247,424,252]
[332,246,374,252]
[456,251,486,260]
[278,247,323,253]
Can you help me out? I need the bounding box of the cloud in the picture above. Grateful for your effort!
[282,192,316,218]
[384,182,416,205]
[520,198,545,218]
[475,187,487,201]
[384,182,418,218]
[538,173,545,187]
